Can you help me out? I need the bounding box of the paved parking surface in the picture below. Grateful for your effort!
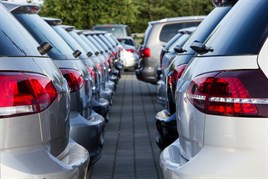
[89,71,164,179]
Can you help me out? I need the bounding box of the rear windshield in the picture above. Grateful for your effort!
[183,6,232,55]
[205,0,268,56]
[118,38,135,46]
[53,26,88,59]
[14,14,75,60]
[0,5,42,57]
[169,33,191,53]
[93,26,126,38]
[160,21,201,42]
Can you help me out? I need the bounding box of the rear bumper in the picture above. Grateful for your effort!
[156,79,166,105]
[69,111,105,165]
[92,98,110,119]
[135,67,157,84]
[161,139,267,179]
[155,110,178,150]
[0,139,89,179]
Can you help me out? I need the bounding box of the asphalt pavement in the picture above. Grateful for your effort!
[88,71,164,179]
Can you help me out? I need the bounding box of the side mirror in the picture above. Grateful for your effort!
[190,40,213,55]
[174,45,187,53]
[38,42,52,55]
[73,50,81,58]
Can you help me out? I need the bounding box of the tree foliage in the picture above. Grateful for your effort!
[40,0,213,33]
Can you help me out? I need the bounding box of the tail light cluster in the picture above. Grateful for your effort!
[0,72,58,117]
[126,49,135,53]
[187,70,268,117]
[168,64,187,89]
[86,66,97,84]
[60,68,84,93]
[95,63,103,76]
[140,47,150,58]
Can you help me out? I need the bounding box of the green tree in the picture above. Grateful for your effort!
[40,0,138,29]
[40,0,213,33]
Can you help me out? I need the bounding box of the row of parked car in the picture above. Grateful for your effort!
[0,1,128,178]
[137,0,268,178]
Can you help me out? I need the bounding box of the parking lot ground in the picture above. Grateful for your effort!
[88,71,164,179]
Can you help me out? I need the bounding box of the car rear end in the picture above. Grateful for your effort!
[136,16,205,84]
[0,3,89,178]
[160,0,268,178]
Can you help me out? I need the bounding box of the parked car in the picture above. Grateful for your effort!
[0,3,89,178]
[116,37,138,70]
[157,27,196,104]
[61,26,111,120]
[92,24,132,38]
[4,2,105,166]
[135,16,205,84]
[155,0,236,150]
[160,0,268,178]
[43,17,108,165]
[83,31,118,95]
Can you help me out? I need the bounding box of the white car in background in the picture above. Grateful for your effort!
[119,43,138,71]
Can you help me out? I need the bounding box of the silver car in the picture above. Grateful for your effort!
[0,3,89,178]
[136,16,205,84]
[3,2,105,166]
[161,0,268,178]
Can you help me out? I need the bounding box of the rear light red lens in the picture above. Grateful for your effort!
[95,63,103,76]
[60,69,84,93]
[140,47,150,58]
[0,72,57,117]
[86,66,97,84]
[168,64,187,88]
[126,49,135,53]
[187,70,268,117]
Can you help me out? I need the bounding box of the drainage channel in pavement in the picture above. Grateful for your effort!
[88,71,164,179]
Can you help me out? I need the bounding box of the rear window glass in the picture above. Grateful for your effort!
[0,5,41,57]
[53,26,88,59]
[205,0,268,56]
[169,33,191,53]
[182,7,231,55]
[93,26,125,38]
[118,38,135,46]
[160,22,200,42]
[14,14,75,60]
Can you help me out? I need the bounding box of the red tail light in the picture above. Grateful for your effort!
[140,47,150,58]
[187,70,268,117]
[168,64,187,88]
[0,72,58,117]
[60,69,84,93]
[95,63,103,76]
[126,49,135,53]
[86,66,97,84]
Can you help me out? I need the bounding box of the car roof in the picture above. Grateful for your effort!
[93,24,129,27]
[42,17,62,26]
[60,25,76,32]
[2,1,40,14]
[149,16,206,25]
